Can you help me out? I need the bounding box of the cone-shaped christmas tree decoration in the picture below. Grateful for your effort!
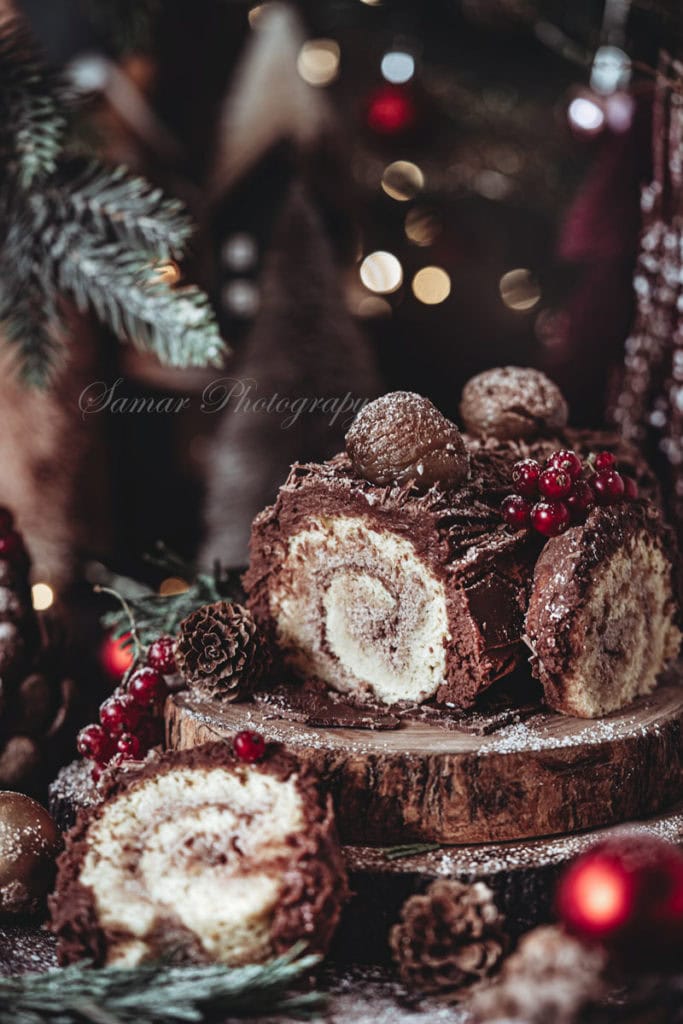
[614,53,683,548]
[0,508,75,796]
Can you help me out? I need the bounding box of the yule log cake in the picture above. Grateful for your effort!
[244,368,680,718]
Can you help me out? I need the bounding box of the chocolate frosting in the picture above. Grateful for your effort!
[49,743,349,966]
[244,452,542,707]
[525,502,680,703]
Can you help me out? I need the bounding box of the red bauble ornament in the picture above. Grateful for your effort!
[234,730,266,764]
[129,667,167,707]
[557,835,683,966]
[531,500,570,537]
[501,494,531,530]
[146,636,177,675]
[101,632,135,680]
[511,459,541,498]
[366,84,416,135]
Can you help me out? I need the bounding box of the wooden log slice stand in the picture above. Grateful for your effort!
[165,678,683,846]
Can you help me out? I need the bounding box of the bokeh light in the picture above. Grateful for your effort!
[222,233,257,271]
[405,207,441,246]
[568,96,605,134]
[412,267,451,304]
[153,260,181,285]
[357,296,392,317]
[31,582,54,611]
[297,39,340,87]
[499,268,541,311]
[159,577,190,597]
[590,45,630,96]
[222,279,260,316]
[381,51,415,84]
[381,160,424,201]
[359,251,403,294]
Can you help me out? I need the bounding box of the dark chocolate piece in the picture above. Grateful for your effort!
[346,392,469,492]
[460,366,568,441]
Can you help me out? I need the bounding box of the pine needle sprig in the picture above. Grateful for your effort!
[55,233,224,369]
[58,163,193,257]
[97,546,243,649]
[0,18,66,189]
[0,16,227,386]
[0,945,324,1024]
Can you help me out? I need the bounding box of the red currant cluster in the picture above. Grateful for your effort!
[0,507,28,564]
[501,450,638,538]
[77,636,176,780]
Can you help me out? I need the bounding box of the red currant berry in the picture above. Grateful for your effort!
[146,636,177,675]
[565,481,595,523]
[0,530,25,561]
[234,730,266,763]
[501,494,531,530]
[594,451,615,471]
[623,476,638,501]
[117,733,141,760]
[91,764,103,783]
[531,500,570,537]
[129,667,167,707]
[538,467,572,500]
[546,450,583,480]
[99,694,141,737]
[511,459,541,498]
[77,723,114,764]
[593,469,625,505]
[0,507,14,536]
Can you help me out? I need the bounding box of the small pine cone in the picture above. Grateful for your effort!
[176,601,266,702]
[389,879,507,996]
[471,924,607,1024]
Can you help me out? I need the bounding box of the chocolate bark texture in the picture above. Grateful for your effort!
[244,453,541,708]
[525,502,681,717]
[49,742,348,967]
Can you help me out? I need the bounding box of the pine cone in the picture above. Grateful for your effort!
[389,879,507,995]
[176,601,265,702]
[471,924,607,1024]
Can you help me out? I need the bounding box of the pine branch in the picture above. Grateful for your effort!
[1,290,63,386]
[55,233,224,369]
[0,19,66,188]
[0,946,324,1023]
[97,548,243,649]
[58,163,192,257]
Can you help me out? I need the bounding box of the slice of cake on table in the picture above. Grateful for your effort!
[49,742,348,967]
[244,369,680,718]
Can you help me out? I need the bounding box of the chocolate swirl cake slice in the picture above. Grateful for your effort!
[244,454,539,708]
[525,503,681,717]
[49,743,348,967]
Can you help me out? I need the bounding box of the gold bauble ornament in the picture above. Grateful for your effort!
[0,791,60,915]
